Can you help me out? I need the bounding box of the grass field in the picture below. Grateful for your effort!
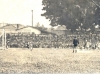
[0,48,100,74]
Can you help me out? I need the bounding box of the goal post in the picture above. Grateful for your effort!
[0,29,6,50]
[4,30,6,50]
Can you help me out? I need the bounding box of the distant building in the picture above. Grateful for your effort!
[0,24,17,33]
[17,26,56,35]
[46,25,71,35]
[55,25,67,30]
[17,26,41,34]
[5,24,25,30]
[0,24,25,33]
[0,24,56,35]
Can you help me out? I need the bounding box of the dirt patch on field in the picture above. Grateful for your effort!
[0,48,100,74]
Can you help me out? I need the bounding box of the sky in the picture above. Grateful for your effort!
[0,0,51,28]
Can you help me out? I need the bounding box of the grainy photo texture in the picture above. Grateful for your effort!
[0,0,100,74]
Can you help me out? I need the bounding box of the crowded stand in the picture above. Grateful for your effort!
[5,32,100,49]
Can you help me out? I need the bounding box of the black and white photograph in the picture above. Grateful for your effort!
[0,0,100,74]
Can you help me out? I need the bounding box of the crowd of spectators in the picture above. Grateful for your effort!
[5,33,100,49]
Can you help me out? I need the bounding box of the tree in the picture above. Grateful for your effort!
[41,0,100,32]
[35,22,40,27]
[41,24,47,30]
[92,0,100,25]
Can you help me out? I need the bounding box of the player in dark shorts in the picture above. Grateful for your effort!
[73,37,79,53]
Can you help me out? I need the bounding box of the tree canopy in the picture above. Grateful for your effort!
[41,0,100,32]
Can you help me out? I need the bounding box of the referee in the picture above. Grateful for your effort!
[73,37,79,53]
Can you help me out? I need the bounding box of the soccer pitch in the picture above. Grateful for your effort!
[0,48,100,74]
